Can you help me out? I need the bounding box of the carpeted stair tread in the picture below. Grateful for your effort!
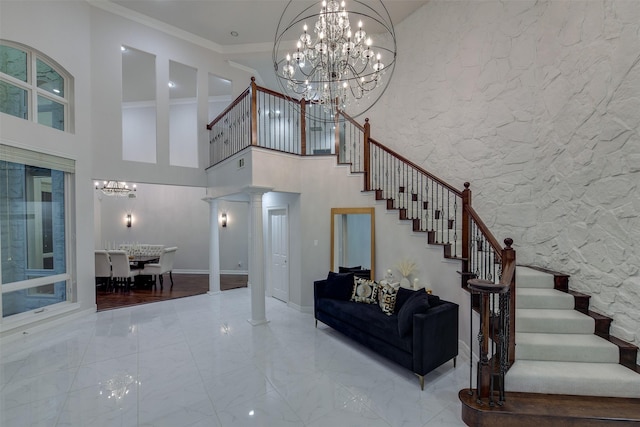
[516,332,619,363]
[515,266,555,289]
[506,360,640,398]
[517,309,594,334]
[516,288,574,309]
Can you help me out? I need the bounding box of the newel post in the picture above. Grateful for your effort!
[461,182,471,285]
[364,118,371,191]
[250,77,258,146]
[502,238,516,366]
[300,99,307,155]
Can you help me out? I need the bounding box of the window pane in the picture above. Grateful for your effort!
[37,95,64,130]
[36,59,64,97]
[2,281,66,317]
[0,161,66,285]
[0,80,28,119]
[0,44,27,82]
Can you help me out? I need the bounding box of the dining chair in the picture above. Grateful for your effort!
[94,250,112,289]
[141,246,178,289]
[108,250,139,291]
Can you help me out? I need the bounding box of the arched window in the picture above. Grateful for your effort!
[0,40,72,132]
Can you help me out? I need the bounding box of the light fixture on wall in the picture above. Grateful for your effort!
[221,212,227,228]
[125,213,132,228]
[95,180,137,198]
[273,0,397,120]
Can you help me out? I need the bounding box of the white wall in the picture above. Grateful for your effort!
[218,200,249,273]
[90,6,254,187]
[0,0,96,327]
[367,0,640,355]
[96,183,209,272]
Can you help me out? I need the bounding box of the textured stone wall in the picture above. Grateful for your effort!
[367,0,640,358]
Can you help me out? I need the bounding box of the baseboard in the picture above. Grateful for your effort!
[288,301,313,313]
[220,270,249,275]
[171,269,249,275]
[173,269,209,275]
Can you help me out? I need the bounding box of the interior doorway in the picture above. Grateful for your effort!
[267,207,289,302]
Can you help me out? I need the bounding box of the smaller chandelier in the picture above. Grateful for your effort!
[274,0,396,120]
[95,180,136,197]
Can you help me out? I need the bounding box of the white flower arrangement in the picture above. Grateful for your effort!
[396,259,416,278]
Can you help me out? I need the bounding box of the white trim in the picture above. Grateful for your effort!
[0,143,76,172]
[121,100,156,109]
[87,1,276,56]
[172,269,209,275]
[1,273,69,293]
[208,95,232,104]
[0,302,87,336]
[227,61,264,85]
[287,301,313,314]
[220,270,249,275]
[0,137,78,162]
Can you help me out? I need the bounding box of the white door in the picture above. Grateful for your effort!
[269,208,289,302]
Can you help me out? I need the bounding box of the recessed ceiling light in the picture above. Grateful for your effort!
[230,31,239,37]
[168,81,176,88]
[120,46,127,52]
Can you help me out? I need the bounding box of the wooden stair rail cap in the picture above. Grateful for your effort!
[468,279,509,294]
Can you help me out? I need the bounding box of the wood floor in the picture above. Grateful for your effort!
[96,273,247,311]
[459,389,640,426]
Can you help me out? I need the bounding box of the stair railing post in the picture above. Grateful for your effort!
[300,99,306,156]
[461,182,471,287]
[364,118,371,191]
[502,238,516,366]
[250,77,258,147]
[468,278,509,405]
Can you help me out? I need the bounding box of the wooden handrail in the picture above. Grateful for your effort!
[339,110,366,132]
[369,138,463,197]
[254,83,291,100]
[464,204,503,256]
[206,87,250,130]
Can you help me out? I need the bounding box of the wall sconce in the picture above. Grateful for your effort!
[126,213,132,228]
[221,212,227,228]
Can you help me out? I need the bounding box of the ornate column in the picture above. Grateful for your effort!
[247,189,269,325]
[204,197,221,295]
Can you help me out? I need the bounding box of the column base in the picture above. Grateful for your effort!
[207,291,222,296]
[247,318,270,326]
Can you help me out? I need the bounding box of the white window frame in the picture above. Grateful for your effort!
[0,145,77,328]
[0,40,73,132]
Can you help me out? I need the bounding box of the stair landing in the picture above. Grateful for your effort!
[460,389,640,426]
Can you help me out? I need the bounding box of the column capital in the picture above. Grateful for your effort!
[243,185,273,195]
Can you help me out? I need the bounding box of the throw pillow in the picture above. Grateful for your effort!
[351,277,378,304]
[397,291,431,336]
[324,271,354,301]
[378,281,399,315]
[394,287,415,313]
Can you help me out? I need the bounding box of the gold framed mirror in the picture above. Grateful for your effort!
[330,207,375,280]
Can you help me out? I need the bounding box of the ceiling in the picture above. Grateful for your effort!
[106,0,428,92]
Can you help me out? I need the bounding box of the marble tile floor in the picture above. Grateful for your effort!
[0,288,468,427]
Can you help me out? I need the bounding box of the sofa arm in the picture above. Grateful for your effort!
[412,301,459,376]
[314,280,328,310]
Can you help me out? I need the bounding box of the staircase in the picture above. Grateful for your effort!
[208,79,640,424]
[507,266,640,398]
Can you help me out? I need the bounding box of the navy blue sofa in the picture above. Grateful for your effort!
[314,276,459,389]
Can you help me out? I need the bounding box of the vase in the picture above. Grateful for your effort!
[400,276,411,289]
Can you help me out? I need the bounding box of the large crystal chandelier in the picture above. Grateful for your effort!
[95,180,136,198]
[273,0,396,120]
